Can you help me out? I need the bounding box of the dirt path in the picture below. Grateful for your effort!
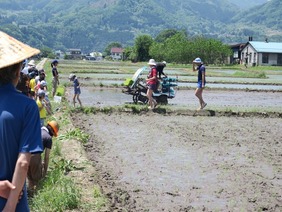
[35,58,48,69]
[71,112,282,211]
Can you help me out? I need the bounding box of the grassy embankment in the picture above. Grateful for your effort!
[29,60,108,211]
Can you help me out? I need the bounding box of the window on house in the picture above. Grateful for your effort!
[278,54,282,65]
[262,53,269,64]
[254,53,256,62]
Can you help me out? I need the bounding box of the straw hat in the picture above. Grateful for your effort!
[0,31,40,69]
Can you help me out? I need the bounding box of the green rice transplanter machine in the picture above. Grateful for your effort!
[122,66,178,104]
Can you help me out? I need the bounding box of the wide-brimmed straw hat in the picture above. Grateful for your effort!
[0,31,40,69]
[148,59,156,66]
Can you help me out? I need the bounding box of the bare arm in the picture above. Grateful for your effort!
[42,148,51,177]
[43,100,52,115]
[192,62,197,72]
[146,75,157,82]
[3,153,31,212]
[202,72,206,87]
[0,181,15,199]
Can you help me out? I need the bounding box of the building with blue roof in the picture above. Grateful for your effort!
[241,41,282,66]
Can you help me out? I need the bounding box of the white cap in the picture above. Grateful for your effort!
[193,57,202,63]
[148,59,156,65]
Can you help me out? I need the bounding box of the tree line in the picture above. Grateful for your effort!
[108,29,233,65]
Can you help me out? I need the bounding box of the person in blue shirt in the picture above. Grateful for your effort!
[0,30,43,212]
[0,181,16,199]
[192,57,207,110]
[69,74,82,107]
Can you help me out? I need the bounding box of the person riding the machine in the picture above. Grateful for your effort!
[156,61,167,91]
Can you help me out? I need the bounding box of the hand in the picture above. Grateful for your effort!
[0,180,16,199]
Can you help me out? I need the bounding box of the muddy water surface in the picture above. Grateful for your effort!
[66,87,282,110]
[72,113,282,211]
[66,73,282,211]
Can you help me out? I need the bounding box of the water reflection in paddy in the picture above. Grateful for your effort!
[66,87,282,109]
[61,71,282,87]
[66,78,282,91]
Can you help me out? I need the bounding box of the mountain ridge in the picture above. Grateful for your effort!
[0,0,280,52]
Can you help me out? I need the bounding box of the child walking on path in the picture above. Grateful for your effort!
[69,74,82,107]
[192,57,207,110]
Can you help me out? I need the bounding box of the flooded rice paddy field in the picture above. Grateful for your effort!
[66,87,282,111]
[65,61,282,211]
[71,112,282,211]
[61,72,282,88]
[67,87,282,211]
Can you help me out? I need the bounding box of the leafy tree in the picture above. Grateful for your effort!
[149,42,166,62]
[40,46,56,58]
[150,32,232,64]
[123,46,133,61]
[133,34,153,62]
[189,37,232,64]
[162,32,190,63]
[104,42,122,56]
[155,29,179,43]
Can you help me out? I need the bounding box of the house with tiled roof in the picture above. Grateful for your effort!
[66,49,82,59]
[241,41,282,66]
[110,47,124,60]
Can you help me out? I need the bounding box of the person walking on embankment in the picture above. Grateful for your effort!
[192,57,207,110]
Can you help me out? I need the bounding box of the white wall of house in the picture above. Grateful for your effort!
[241,42,282,66]
[269,54,278,65]
[241,44,256,65]
[111,52,122,60]
[258,53,278,66]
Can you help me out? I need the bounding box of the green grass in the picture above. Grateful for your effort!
[29,142,81,212]
[30,171,81,212]
[58,128,90,144]
[28,78,107,211]
[92,186,108,210]
[232,70,267,78]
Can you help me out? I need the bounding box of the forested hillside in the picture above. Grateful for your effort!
[231,0,282,40]
[0,0,280,52]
